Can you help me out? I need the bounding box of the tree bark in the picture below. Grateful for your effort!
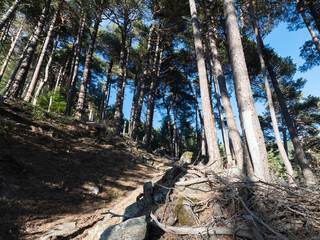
[130,16,157,140]
[223,0,270,182]
[263,46,317,186]
[113,28,127,134]
[32,32,60,106]
[249,0,295,185]
[296,0,320,56]
[0,18,25,83]
[24,2,61,102]
[75,0,104,119]
[0,0,21,31]
[189,0,221,169]
[64,9,87,115]
[143,33,161,149]
[204,0,243,170]
[306,0,320,33]
[7,0,52,99]
[99,58,114,122]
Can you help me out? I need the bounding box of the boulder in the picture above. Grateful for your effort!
[100,216,147,240]
[41,222,76,240]
[174,198,197,226]
[122,200,146,221]
[82,182,99,195]
[179,151,193,164]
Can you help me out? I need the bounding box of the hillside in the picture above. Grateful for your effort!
[0,101,164,239]
[1,102,320,240]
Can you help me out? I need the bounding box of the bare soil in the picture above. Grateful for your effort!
[0,101,162,239]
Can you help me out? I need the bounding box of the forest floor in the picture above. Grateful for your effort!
[0,100,167,239]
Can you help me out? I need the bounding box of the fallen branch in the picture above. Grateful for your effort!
[101,210,131,219]
[175,177,209,186]
[150,212,253,239]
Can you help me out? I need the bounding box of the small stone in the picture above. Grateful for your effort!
[100,216,147,240]
[212,203,223,217]
[167,214,176,226]
[41,222,76,240]
[82,182,99,195]
[179,151,193,164]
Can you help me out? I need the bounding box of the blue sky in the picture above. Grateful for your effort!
[109,21,319,132]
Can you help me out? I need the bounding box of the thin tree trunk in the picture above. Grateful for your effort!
[48,64,63,112]
[296,0,320,56]
[8,0,52,99]
[0,18,25,83]
[282,119,288,156]
[75,0,104,119]
[189,0,221,169]
[129,74,140,137]
[263,46,317,186]
[167,107,173,155]
[99,58,114,122]
[0,17,13,43]
[204,0,244,170]
[0,0,21,31]
[306,0,320,33]
[223,0,270,182]
[113,29,127,134]
[32,33,60,106]
[249,0,295,185]
[131,16,157,140]
[24,3,61,102]
[143,33,161,149]
[64,9,87,115]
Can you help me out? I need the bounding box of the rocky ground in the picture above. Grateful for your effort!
[1,101,320,240]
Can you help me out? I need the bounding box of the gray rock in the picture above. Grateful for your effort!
[212,203,223,217]
[179,151,193,164]
[41,222,76,240]
[82,182,99,195]
[122,200,146,221]
[166,213,176,226]
[100,216,147,240]
[175,199,197,226]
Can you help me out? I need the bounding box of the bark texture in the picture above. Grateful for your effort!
[24,3,61,102]
[0,18,25,83]
[204,0,244,170]
[189,0,221,169]
[64,9,87,115]
[8,0,52,98]
[75,0,104,119]
[249,0,295,185]
[0,0,21,31]
[223,0,270,181]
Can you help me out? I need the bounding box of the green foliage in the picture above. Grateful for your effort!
[37,89,66,113]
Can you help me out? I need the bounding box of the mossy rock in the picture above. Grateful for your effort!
[179,151,193,164]
[174,198,197,226]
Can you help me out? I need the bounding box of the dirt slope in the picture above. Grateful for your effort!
[0,101,163,239]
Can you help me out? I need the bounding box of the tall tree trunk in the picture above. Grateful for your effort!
[204,0,244,170]
[306,0,320,33]
[75,0,104,119]
[167,107,173,155]
[0,18,25,83]
[189,0,221,169]
[249,0,295,185]
[129,74,140,137]
[64,9,87,115]
[0,0,21,31]
[48,64,63,112]
[130,15,157,140]
[263,46,317,186]
[223,0,270,182]
[0,18,13,43]
[24,3,61,102]
[7,0,52,99]
[143,33,161,149]
[296,0,320,56]
[99,58,114,122]
[32,33,60,106]
[113,29,127,134]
